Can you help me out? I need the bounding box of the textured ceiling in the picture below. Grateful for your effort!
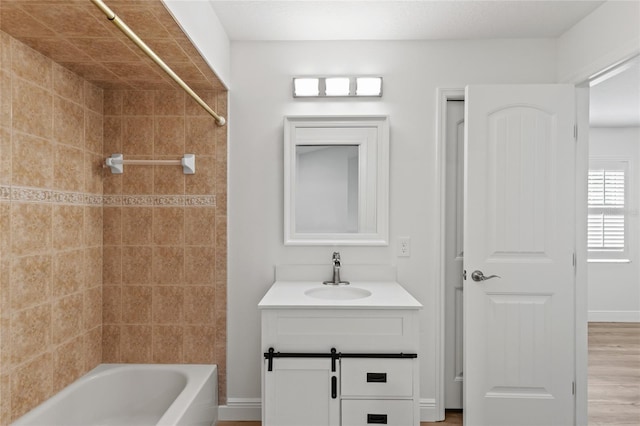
[0,0,225,91]
[209,0,605,41]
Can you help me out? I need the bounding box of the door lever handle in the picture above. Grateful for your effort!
[471,270,501,282]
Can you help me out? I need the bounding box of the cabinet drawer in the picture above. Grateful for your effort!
[341,359,413,397]
[341,400,414,426]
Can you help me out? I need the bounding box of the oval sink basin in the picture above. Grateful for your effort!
[304,286,372,300]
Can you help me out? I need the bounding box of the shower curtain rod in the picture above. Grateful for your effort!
[90,0,226,126]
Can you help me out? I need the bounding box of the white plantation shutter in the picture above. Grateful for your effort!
[588,160,628,259]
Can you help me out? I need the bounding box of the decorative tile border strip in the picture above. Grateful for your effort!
[0,185,215,207]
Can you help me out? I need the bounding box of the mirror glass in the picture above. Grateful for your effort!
[284,116,389,245]
[296,145,359,233]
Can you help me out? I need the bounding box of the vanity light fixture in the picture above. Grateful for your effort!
[293,76,383,98]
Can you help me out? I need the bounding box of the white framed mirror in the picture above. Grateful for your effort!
[284,116,389,245]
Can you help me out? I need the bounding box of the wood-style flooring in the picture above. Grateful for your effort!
[588,322,640,425]
[219,323,639,425]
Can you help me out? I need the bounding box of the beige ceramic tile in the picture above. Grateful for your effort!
[84,246,102,288]
[152,325,183,363]
[10,254,51,311]
[152,286,183,324]
[120,325,152,363]
[52,204,84,251]
[52,63,84,101]
[84,326,102,370]
[121,246,152,285]
[0,126,11,185]
[11,37,51,89]
[103,116,123,156]
[184,207,215,246]
[122,116,154,156]
[184,286,215,324]
[101,324,120,362]
[185,116,216,156]
[185,155,215,195]
[12,78,52,140]
[52,250,84,298]
[53,143,84,192]
[11,131,53,188]
[154,90,185,116]
[154,116,184,155]
[184,246,215,285]
[51,293,83,344]
[53,96,84,148]
[103,207,122,246]
[152,246,184,285]
[153,207,184,246]
[153,162,184,195]
[183,325,215,364]
[52,336,84,393]
[83,286,102,331]
[102,246,122,285]
[122,91,154,116]
[11,203,52,257]
[85,152,104,195]
[121,286,152,324]
[122,164,153,194]
[10,353,52,421]
[84,206,103,247]
[11,303,51,364]
[103,90,122,116]
[121,207,152,245]
[85,109,103,155]
[84,81,103,114]
[102,286,121,324]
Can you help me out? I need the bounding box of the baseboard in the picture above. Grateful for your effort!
[218,398,261,421]
[420,398,439,422]
[219,397,439,422]
[588,310,640,322]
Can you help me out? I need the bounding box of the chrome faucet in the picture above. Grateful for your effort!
[323,252,349,285]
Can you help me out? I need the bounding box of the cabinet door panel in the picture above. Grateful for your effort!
[341,400,413,426]
[341,359,413,397]
[264,358,339,426]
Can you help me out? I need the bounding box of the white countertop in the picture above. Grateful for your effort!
[258,280,422,310]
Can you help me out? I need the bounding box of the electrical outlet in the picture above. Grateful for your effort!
[398,237,411,257]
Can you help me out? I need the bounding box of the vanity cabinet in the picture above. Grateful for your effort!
[259,279,421,426]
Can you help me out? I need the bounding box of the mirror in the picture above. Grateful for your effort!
[284,116,389,245]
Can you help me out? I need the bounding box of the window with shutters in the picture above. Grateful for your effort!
[588,159,629,260]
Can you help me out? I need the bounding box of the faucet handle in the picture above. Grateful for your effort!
[332,252,341,265]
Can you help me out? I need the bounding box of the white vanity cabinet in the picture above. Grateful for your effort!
[259,280,422,426]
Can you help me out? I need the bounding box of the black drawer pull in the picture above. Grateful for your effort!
[367,413,388,424]
[367,372,387,383]
[331,376,337,399]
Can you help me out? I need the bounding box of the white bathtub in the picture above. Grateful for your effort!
[12,364,218,426]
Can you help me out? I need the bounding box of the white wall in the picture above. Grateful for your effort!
[588,127,640,322]
[557,0,640,83]
[226,39,557,420]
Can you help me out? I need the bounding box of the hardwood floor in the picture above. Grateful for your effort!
[219,323,639,425]
[588,322,640,426]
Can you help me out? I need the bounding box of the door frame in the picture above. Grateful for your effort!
[434,86,589,423]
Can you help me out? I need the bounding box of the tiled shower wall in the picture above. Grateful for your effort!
[100,89,227,398]
[0,32,104,423]
[0,32,228,424]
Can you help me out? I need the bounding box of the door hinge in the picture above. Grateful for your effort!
[572,252,576,275]
[573,124,578,141]
[572,381,576,395]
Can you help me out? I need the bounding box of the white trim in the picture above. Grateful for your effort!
[420,398,439,422]
[588,310,640,323]
[217,398,262,421]
[435,88,465,422]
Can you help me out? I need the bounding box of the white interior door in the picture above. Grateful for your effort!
[444,100,465,409]
[463,84,576,426]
